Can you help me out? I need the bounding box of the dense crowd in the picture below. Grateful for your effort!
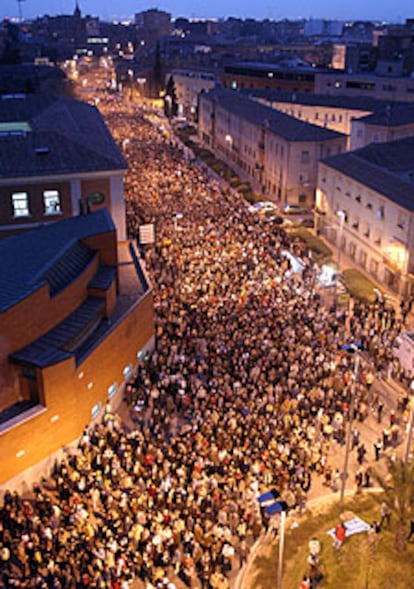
[1,91,412,589]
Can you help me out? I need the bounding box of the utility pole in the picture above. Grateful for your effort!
[339,343,362,510]
[277,510,286,589]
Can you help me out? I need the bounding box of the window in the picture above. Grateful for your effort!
[11,192,30,217]
[43,190,61,215]
[301,150,310,164]
[370,259,379,275]
[397,214,406,230]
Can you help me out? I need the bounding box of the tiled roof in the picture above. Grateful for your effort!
[0,208,115,311]
[321,137,414,211]
[0,93,127,179]
[358,103,414,127]
[202,88,345,142]
[10,296,105,368]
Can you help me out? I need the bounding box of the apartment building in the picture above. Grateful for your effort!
[198,88,346,207]
[0,209,154,485]
[168,68,216,118]
[316,137,414,296]
[315,71,414,102]
[245,89,414,150]
[0,93,127,240]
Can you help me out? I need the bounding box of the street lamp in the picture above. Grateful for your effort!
[277,509,286,589]
[335,210,346,308]
[339,342,363,510]
[404,381,414,462]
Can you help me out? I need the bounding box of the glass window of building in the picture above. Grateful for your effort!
[43,190,61,214]
[11,192,30,217]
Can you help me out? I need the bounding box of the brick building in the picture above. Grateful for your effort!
[0,209,154,485]
[0,93,127,241]
[220,62,318,93]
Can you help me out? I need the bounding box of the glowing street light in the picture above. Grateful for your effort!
[335,209,346,308]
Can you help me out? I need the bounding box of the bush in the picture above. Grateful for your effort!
[291,229,333,263]
[342,269,378,303]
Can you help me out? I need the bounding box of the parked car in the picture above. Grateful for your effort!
[283,203,311,215]
[247,201,278,215]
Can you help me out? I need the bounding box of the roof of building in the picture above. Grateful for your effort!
[241,88,401,113]
[223,61,323,74]
[11,296,105,368]
[321,137,414,211]
[0,93,127,179]
[358,103,414,127]
[0,208,115,312]
[201,88,345,142]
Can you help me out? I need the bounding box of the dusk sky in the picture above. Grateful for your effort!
[2,0,413,23]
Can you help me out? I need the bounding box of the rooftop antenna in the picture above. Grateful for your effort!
[17,0,25,21]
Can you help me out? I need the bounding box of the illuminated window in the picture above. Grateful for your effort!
[11,192,30,217]
[43,190,61,215]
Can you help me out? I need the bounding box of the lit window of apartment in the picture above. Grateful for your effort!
[43,190,61,215]
[11,192,30,217]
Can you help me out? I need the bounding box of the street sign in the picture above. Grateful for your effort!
[139,223,155,245]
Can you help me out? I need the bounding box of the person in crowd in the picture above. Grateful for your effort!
[0,88,409,589]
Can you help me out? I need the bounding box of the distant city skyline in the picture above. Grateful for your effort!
[1,0,413,24]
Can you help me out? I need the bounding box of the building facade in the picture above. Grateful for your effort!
[198,88,346,207]
[245,89,414,150]
[220,62,318,93]
[315,71,414,102]
[316,137,414,296]
[168,68,216,119]
[0,209,154,485]
[0,93,127,241]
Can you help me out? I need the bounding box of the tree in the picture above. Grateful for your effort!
[164,75,178,118]
[373,456,414,552]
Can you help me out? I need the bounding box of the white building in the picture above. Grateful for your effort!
[316,136,414,296]
[168,68,216,119]
[198,88,346,207]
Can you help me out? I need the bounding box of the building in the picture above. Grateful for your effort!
[198,88,346,207]
[244,89,414,150]
[0,64,68,95]
[0,209,154,485]
[0,93,127,240]
[220,62,318,93]
[350,102,414,150]
[316,137,414,296]
[168,68,217,118]
[135,9,171,46]
[315,70,414,102]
